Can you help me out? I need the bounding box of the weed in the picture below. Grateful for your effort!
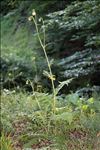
[0,132,14,150]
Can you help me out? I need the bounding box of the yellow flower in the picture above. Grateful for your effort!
[48,74,56,81]
[43,71,56,81]
[49,75,56,80]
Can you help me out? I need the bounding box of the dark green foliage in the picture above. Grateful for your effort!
[56,49,100,92]
[0,0,20,15]
[44,0,100,57]
[0,56,48,90]
[0,0,70,16]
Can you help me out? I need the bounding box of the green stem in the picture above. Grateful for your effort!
[32,16,56,113]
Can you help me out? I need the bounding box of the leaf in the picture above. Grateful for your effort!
[88,97,94,104]
[82,105,88,111]
[55,78,73,95]
[52,112,74,125]
[67,93,79,105]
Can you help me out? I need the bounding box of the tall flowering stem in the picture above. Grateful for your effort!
[30,10,56,113]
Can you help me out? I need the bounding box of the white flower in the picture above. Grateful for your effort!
[32,9,36,16]
[28,16,32,21]
[39,17,42,22]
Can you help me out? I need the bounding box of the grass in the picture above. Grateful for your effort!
[1,89,100,149]
[0,133,14,150]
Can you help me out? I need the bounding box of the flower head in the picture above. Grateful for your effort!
[39,17,42,22]
[32,9,36,16]
[28,16,32,21]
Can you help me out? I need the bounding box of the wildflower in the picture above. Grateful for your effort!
[49,74,56,81]
[28,16,32,21]
[39,17,42,22]
[32,9,36,16]
[43,71,56,81]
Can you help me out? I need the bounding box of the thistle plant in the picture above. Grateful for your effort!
[28,9,56,113]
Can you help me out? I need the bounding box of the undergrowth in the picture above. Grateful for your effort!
[0,133,14,150]
[1,89,100,149]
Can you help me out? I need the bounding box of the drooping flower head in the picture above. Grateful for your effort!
[32,9,36,17]
[28,16,32,21]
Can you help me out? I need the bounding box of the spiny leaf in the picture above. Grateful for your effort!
[55,78,73,95]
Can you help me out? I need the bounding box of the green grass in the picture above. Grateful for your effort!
[1,90,100,149]
[0,133,14,150]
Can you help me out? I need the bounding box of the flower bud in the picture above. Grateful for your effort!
[39,17,42,22]
[28,16,32,21]
[32,9,36,16]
